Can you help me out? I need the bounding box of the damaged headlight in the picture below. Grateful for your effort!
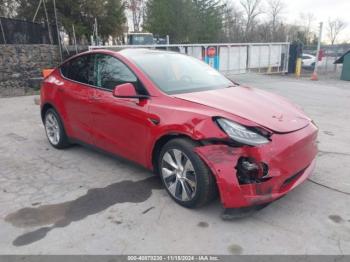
[216,118,270,146]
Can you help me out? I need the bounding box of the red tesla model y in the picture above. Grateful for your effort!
[40,49,318,210]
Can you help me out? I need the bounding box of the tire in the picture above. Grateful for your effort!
[158,138,217,208]
[44,108,70,149]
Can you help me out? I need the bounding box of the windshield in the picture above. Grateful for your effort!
[129,52,233,94]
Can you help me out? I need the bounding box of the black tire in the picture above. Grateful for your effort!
[158,138,217,208]
[44,108,70,149]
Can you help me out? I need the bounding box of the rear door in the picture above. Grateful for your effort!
[59,54,95,143]
[89,54,152,165]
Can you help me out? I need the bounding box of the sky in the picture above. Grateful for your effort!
[277,0,350,43]
[126,0,350,43]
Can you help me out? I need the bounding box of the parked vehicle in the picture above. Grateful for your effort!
[302,53,316,68]
[41,49,318,210]
[124,32,154,45]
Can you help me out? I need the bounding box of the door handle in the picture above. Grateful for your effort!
[90,95,101,101]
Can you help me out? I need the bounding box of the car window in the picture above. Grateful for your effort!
[95,54,137,90]
[61,55,94,85]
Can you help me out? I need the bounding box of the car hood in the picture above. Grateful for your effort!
[173,86,310,133]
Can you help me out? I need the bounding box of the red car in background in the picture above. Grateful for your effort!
[40,49,318,211]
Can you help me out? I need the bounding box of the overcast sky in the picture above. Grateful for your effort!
[275,0,350,42]
[128,0,350,43]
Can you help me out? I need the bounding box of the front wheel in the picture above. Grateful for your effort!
[158,138,217,208]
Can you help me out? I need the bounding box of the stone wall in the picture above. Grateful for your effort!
[0,45,60,96]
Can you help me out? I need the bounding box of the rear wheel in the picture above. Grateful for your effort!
[44,108,70,149]
[158,138,217,208]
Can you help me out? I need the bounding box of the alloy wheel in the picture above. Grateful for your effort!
[45,112,60,145]
[161,149,197,202]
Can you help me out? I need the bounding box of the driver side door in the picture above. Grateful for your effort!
[89,54,152,166]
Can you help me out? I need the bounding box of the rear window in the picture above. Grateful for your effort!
[61,55,94,85]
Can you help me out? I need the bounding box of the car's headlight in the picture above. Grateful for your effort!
[216,118,270,146]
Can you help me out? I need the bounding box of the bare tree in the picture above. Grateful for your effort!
[240,0,263,41]
[125,0,145,32]
[299,12,315,45]
[327,18,347,45]
[222,1,244,42]
[267,0,285,41]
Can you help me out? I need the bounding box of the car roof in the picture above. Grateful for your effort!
[119,48,176,56]
[127,32,153,35]
[85,48,177,57]
[62,48,178,66]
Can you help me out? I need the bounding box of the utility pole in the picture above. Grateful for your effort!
[311,22,323,80]
[72,24,78,54]
[94,18,99,45]
[43,0,53,45]
[53,0,63,61]
[32,0,43,22]
[0,17,6,44]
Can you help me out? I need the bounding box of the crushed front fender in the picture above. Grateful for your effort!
[194,123,318,208]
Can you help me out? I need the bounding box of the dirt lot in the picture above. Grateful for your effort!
[0,74,349,255]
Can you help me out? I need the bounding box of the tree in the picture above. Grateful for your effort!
[0,0,18,17]
[143,0,192,43]
[144,0,225,43]
[86,0,126,41]
[299,12,315,45]
[240,0,263,42]
[191,0,225,42]
[221,1,244,42]
[327,18,347,45]
[125,0,145,32]
[267,0,285,41]
[15,0,126,42]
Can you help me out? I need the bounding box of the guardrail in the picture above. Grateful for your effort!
[89,42,290,75]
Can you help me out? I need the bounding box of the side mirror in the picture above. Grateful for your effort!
[112,83,149,99]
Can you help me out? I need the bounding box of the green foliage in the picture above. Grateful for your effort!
[143,0,225,43]
[143,0,190,43]
[0,0,18,17]
[192,0,225,42]
[15,0,126,41]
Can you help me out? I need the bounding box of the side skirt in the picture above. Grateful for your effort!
[68,137,153,174]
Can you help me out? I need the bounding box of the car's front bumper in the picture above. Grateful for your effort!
[195,123,318,208]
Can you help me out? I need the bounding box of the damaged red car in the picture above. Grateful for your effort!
[40,49,318,211]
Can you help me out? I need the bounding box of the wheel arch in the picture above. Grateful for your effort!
[41,103,69,136]
[151,133,200,174]
[41,103,56,123]
[153,133,219,207]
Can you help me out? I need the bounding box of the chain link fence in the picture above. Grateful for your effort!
[0,17,58,45]
[303,44,350,79]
